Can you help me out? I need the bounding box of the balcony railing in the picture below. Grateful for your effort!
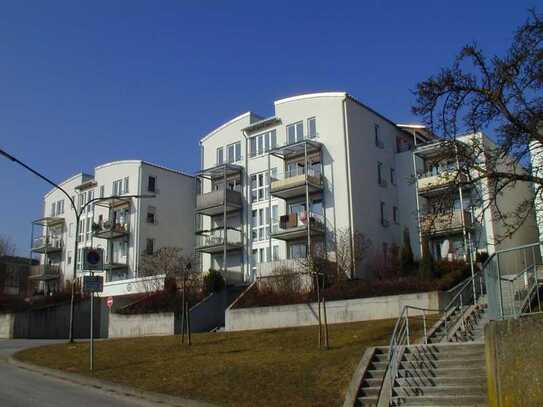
[29,265,62,281]
[417,170,467,193]
[196,227,243,253]
[271,212,325,241]
[31,236,63,254]
[93,220,129,239]
[196,188,243,216]
[270,168,323,199]
[420,209,472,235]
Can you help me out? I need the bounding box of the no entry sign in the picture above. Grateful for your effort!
[106,296,113,309]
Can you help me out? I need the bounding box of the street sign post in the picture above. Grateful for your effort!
[82,247,104,373]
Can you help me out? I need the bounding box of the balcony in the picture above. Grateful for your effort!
[93,220,129,239]
[421,209,472,236]
[31,236,63,254]
[195,227,243,254]
[29,265,61,281]
[271,169,323,200]
[196,189,243,216]
[417,170,467,195]
[271,212,325,241]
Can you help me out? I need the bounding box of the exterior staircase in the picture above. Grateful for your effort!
[354,303,490,406]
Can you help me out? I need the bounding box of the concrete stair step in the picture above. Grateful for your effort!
[395,366,485,378]
[358,386,381,397]
[394,385,487,397]
[392,376,487,387]
[390,395,487,406]
[357,395,377,406]
[372,357,483,370]
[364,369,385,379]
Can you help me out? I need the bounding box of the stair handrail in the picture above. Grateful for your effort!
[376,304,442,406]
[376,269,486,406]
[499,263,542,318]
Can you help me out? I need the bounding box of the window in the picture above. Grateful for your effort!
[380,202,388,227]
[99,185,105,198]
[55,200,64,215]
[374,124,384,148]
[227,141,242,163]
[112,180,123,196]
[251,205,278,241]
[123,177,129,194]
[390,168,396,185]
[250,171,271,202]
[85,218,91,241]
[147,206,156,224]
[147,176,156,193]
[393,206,399,224]
[272,245,279,261]
[145,238,154,255]
[249,130,277,158]
[308,117,317,138]
[377,162,386,186]
[51,202,56,216]
[67,251,72,265]
[287,121,304,144]
[78,219,85,243]
[86,190,94,213]
[288,242,307,259]
[216,147,224,165]
[78,192,86,209]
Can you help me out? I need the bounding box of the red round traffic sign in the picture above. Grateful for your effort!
[106,296,113,309]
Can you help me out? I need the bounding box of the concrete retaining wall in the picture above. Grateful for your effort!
[226,291,446,331]
[108,312,174,338]
[485,314,543,407]
[0,313,15,339]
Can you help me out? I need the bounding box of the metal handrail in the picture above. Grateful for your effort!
[377,269,486,405]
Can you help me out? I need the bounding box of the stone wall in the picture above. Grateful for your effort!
[485,314,543,407]
[226,291,446,331]
[0,313,15,339]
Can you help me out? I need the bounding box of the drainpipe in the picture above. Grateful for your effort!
[412,129,424,259]
[341,97,356,278]
[242,130,250,282]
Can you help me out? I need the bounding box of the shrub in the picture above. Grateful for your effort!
[419,237,434,279]
[203,269,225,296]
[164,276,178,295]
[400,227,415,275]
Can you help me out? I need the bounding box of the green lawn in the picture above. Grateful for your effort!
[16,319,398,407]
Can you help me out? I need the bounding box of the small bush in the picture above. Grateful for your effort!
[203,269,225,296]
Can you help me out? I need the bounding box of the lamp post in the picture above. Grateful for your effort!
[0,147,154,341]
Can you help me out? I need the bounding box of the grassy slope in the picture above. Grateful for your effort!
[16,319,397,407]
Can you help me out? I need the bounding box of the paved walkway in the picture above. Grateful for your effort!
[0,339,188,407]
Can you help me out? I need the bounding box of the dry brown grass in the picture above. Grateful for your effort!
[16,319,398,407]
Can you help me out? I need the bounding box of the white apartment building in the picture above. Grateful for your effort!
[196,92,433,284]
[196,92,539,285]
[405,132,538,261]
[30,160,196,296]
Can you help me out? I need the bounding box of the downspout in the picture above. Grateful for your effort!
[242,130,250,283]
[342,97,356,278]
[135,163,142,277]
[412,129,424,259]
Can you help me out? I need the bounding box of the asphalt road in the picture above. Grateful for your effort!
[0,339,164,407]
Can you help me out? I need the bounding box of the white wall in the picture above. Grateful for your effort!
[108,312,174,338]
[226,291,446,331]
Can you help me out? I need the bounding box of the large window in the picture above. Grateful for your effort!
[145,238,154,255]
[147,206,156,224]
[307,117,317,138]
[288,242,307,259]
[123,177,129,194]
[148,176,156,193]
[86,190,94,213]
[250,169,276,202]
[375,124,384,148]
[216,147,224,165]
[85,218,91,241]
[287,121,304,144]
[377,162,386,186]
[112,180,123,196]
[249,130,277,158]
[227,141,242,163]
[251,204,278,241]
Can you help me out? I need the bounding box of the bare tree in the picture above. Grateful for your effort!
[139,247,200,294]
[0,235,16,257]
[413,10,543,240]
[334,228,372,279]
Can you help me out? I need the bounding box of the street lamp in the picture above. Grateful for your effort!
[0,147,154,342]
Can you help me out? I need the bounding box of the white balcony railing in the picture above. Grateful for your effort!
[31,236,63,251]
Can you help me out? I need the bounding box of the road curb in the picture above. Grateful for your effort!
[8,355,218,407]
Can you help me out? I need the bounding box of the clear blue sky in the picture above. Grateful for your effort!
[0,1,536,255]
